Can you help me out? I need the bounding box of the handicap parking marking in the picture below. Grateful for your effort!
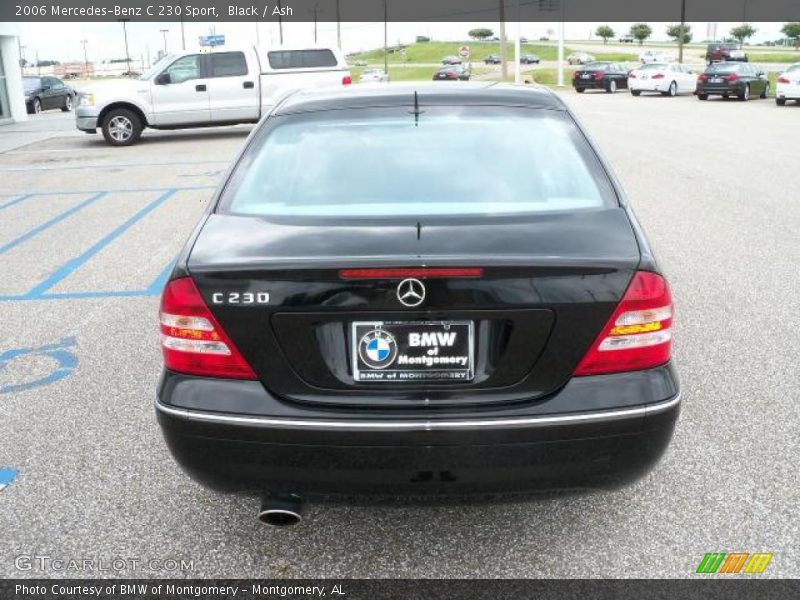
[0,336,78,395]
[0,468,18,491]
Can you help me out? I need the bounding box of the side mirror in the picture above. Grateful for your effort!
[156,72,171,85]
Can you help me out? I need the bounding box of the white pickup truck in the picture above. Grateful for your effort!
[75,45,351,146]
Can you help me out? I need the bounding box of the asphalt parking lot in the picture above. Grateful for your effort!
[1,90,799,578]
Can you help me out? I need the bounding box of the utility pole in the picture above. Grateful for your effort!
[80,39,88,77]
[308,3,321,44]
[678,0,686,64]
[278,0,284,44]
[557,0,565,86]
[119,19,131,74]
[384,0,389,75]
[179,0,186,50]
[336,0,342,49]
[499,0,507,81]
[159,29,169,54]
[514,0,521,83]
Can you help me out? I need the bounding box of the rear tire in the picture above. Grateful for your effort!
[667,81,677,97]
[739,84,750,101]
[631,89,642,96]
[32,98,42,114]
[776,98,786,106]
[61,95,73,112]
[575,87,585,93]
[760,84,769,99]
[697,93,708,101]
[101,108,142,147]
[606,80,617,93]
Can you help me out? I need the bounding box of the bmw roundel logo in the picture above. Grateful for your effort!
[358,329,398,369]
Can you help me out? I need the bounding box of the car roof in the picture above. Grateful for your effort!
[272,83,566,115]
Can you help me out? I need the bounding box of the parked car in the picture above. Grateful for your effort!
[567,52,595,65]
[572,62,629,93]
[520,54,541,64]
[433,65,470,81]
[359,68,389,83]
[639,50,675,64]
[619,34,635,43]
[696,62,769,101]
[628,63,697,97]
[155,84,679,521]
[354,59,368,67]
[706,43,748,65]
[75,45,351,146]
[441,56,462,65]
[483,54,502,65]
[775,63,800,106]
[23,76,75,114]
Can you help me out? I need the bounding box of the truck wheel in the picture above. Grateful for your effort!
[101,108,142,146]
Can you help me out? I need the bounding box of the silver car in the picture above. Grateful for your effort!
[359,69,390,83]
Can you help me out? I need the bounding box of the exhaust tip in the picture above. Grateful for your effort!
[258,494,304,527]
[258,508,302,527]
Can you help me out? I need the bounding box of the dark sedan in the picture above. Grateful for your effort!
[484,54,502,65]
[23,76,75,114]
[520,54,541,64]
[572,62,629,93]
[433,65,470,81]
[156,84,679,525]
[696,62,769,101]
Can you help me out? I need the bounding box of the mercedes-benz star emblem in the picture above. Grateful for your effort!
[396,278,426,308]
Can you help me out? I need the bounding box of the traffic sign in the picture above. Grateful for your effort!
[458,46,470,58]
[199,34,226,47]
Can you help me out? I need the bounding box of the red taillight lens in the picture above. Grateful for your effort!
[778,76,790,84]
[160,278,257,379]
[726,73,740,82]
[573,271,673,376]
[340,267,483,279]
[651,73,665,79]
[573,71,580,79]
[594,71,605,80]
[698,74,708,82]
[629,72,637,79]
[342,75,352,85]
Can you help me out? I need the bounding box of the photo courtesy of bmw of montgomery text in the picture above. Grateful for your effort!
[155,83,680,526]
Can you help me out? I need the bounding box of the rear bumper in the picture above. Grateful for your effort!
[696,83,745,96]
[573,81,606,89]
[629,80,671,93]
[776,84,800,100]
[156,364,681,497]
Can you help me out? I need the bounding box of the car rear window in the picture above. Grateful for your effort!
[267,49,338,70]
[639,63,667,70]
[707,63,741,74]
[218,108,616,218]
[582,63,610,71]
[786,64,800,73]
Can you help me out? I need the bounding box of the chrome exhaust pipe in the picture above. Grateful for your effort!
[258,494,303,527]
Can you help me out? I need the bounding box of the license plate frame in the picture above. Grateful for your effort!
[351,320,474,383]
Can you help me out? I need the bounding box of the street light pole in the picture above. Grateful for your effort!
[308,3,321,44]
[336,0,342,49]
[160,29,169,55]
[678,0,686,64]
[277,0,284,44]
[80,39,88,77]
[179,0,186,50]
[384,0,388,75]
[119,19,131,74]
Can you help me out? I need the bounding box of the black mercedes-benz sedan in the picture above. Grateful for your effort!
[156,83,680,524]
[572,62,630,93]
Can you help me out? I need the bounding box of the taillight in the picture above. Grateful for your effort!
[342,75,352,85]
[160,277,257,379]
[594,71,605,80]
[726,73,740,82]
[573,271,673,376]
[629,72,637,79]
[651,73,665,79]
[778,76,790,84]
[698,74,708,82]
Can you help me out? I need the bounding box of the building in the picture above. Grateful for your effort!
[0,23,27,124]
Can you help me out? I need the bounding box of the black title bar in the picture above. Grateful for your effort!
[4,0,800,22]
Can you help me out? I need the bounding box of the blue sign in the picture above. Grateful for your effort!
[199,34,225,47]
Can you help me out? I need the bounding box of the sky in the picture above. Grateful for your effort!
[16,21,792,64]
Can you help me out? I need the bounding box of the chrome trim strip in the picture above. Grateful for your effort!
[155,392,680,431]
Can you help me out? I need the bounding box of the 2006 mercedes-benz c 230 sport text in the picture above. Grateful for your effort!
[155,83,680,525]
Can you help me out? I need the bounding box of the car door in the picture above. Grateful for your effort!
[41,77,59,109]
[150,54,210,126]
[49,77,68,107]
[753,66,769,95]
[206,51,259,122]
[613,64,627,88]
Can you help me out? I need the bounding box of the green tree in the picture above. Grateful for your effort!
[730,24,757,44]
[666,24,692,44]
[468,28,494,41]
[630,23,652,46]
[595,25,615,45]
[782,22,800,49]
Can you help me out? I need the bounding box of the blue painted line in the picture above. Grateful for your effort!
[0,468,18,491]
[0,290,151,302]
[0,185,215,199]
[146,258,178,295]
[0,192,108,255]
[23,189,179,299]
[0,336,78,394]
[0,194,35,211]
[0,160,230,173]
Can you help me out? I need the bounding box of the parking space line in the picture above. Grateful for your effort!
[0,192,108,255]
[0,194,34,211]
[23,189,179,299]
[0,160,231,173]
[1,185,215,197]
[146,257,178,295]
